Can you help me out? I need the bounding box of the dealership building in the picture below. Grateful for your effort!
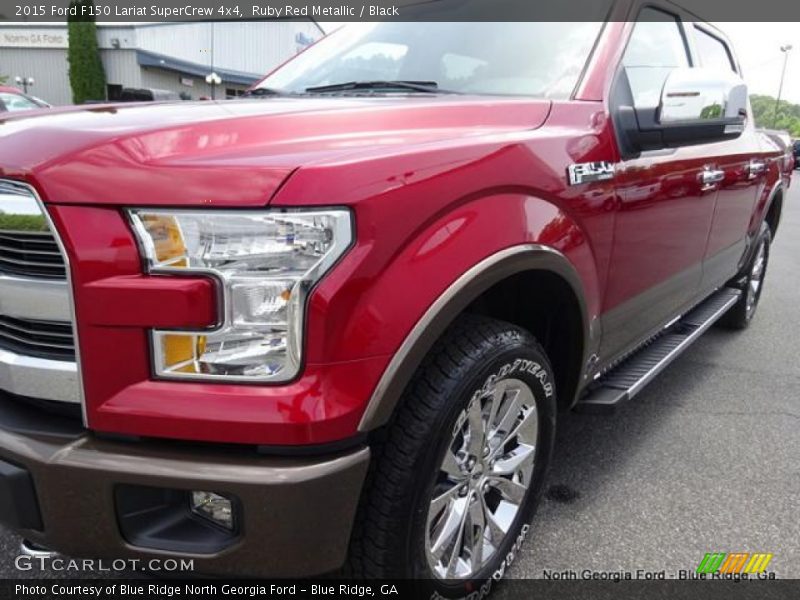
[0,21,323,105]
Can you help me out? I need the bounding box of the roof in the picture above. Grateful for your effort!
[135,49,259,86]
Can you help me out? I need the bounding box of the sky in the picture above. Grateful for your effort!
[717,23,800,104]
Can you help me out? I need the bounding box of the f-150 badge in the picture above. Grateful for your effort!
[568,162,615,186]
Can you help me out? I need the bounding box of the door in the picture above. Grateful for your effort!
[600,7,719,364]
[692,25,765,290]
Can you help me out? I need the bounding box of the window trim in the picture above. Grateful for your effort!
[692,24,738,74]
[608,2,747,159]
[616,3,694,116]
[621,4,694,70]
[569,16,613,101]
[609,2,693,159]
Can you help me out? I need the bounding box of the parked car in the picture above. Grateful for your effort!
[117,87,182,102]
[0,86,49,112]
[0,3,791,595]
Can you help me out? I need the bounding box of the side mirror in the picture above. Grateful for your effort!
[659,68,747,124]
[618,67,748,153]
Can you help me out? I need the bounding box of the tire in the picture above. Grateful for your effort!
[720,224,771,330]
[346,314,556,596]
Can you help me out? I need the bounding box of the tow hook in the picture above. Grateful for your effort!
[20,539,58,559]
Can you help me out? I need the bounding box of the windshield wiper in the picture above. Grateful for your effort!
[304,80,458,94]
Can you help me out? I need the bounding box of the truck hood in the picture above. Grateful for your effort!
[0,97,551,207]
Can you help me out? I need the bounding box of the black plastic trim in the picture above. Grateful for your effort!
[0,459,43,531]
[94,428,368,459]
[0,390,84,440]
[256,432,368,457]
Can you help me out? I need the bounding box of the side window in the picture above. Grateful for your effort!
[694,27,736,73]
[622,8,690,108]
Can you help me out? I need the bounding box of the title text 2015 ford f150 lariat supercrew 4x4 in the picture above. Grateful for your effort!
[0,4,792,594]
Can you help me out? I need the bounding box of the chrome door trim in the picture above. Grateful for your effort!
[699,168,726,191]
[747,160,767,180]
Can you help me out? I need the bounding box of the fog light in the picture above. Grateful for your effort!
[116,485,240,553]
[190,491,234,530]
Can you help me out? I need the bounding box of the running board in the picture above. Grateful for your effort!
[576,287,741,415]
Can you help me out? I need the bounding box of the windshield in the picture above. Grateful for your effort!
[257,22,605,98]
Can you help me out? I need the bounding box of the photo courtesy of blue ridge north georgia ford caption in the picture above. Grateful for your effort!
[13,584,399,597]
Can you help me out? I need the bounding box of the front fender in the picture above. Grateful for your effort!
[304,192,602,429]
[357,243,590,431]
[750,177,784,238]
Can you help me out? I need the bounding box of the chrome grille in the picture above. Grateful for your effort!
[0,180,66,279]
[0,179,81,406]
[0,230,66,279]
[0,315,75,361]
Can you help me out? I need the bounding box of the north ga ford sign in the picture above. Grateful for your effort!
[1,29,67,48]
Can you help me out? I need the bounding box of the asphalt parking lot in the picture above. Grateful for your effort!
[508,182,800,580]
[1,184,798,581]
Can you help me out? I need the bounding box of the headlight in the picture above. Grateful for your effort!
[128,209,352,382]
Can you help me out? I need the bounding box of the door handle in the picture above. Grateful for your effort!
[747,160,766,179]
[699,169,725,191]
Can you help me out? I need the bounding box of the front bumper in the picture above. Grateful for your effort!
[0,393,369,577]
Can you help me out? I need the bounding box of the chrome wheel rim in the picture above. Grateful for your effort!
[746,240,767,318]
[425,377,538,580]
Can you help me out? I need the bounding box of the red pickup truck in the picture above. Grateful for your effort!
[0,6,791,595]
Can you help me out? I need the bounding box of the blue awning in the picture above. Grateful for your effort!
[135,50,260,86]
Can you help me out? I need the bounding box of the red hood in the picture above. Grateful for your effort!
[0,97,550,207]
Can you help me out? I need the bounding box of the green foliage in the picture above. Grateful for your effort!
[751,94,800,137]
[67,0,107,104]
[0,75,8,85]
[0,214,48,232]
[700,103,722,119]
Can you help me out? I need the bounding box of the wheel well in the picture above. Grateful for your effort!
[465,270,585,411]
[765,189,783,238]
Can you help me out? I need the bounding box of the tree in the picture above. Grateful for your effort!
[0,75,8,85]
[67,0,107,104]
[750,94,800,137]
[700,103,723,119]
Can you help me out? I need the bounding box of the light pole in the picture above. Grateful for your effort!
[773,44,793,128]
[14,76,35,94]
[205,72,222,100]
[204,22,220,100]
